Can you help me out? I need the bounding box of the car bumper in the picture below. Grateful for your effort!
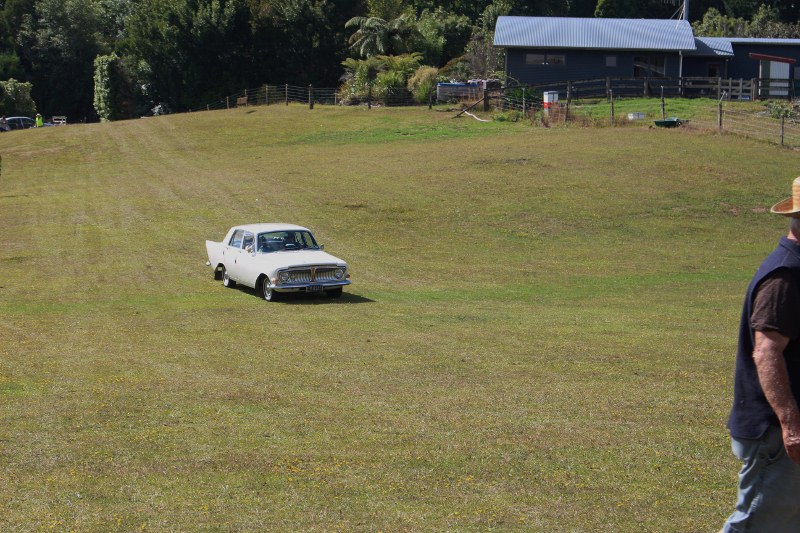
[273,280,351,293]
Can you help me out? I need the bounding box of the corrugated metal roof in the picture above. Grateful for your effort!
[685,37,734,57]
[494,16,696,51]
[726,38,800,45]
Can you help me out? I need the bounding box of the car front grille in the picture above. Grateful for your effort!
[285,266,340,283]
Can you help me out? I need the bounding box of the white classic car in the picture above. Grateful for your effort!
[206,223,351,301]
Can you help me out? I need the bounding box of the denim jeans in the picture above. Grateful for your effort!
[724,425,800,532]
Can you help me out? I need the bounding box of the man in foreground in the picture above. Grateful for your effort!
[723,177,800,532]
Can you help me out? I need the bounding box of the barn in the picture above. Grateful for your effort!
[493,16,800,98]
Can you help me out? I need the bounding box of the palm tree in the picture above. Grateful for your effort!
[345,14,420,58]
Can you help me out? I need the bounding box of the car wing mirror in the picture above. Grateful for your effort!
[320,244,325,250]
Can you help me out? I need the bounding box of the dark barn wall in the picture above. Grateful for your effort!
[505,49,681,85]
[681,58,729,77]
[727,43,800,79]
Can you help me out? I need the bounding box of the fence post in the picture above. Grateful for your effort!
[207,104,210,111]
[609,89,614,125]
[751,78,757,101]
[660,86,665,120]
[265,85,269,106]
[606,77,611,101]
[285,84,289,106]
[522,89,526,117]
[309,84,314,109]
[428,88,433,110]
[244,88,248,105]
[717,77,721,100]
[367,84,372,110]
[781,115,785,146]
[226,96,229,109]
[718,99,723,130]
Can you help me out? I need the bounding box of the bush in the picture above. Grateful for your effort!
[407,66,439,103]
[94,53,138,121]
[0,78,37,117]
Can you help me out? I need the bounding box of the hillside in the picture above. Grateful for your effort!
[0,106,798,530]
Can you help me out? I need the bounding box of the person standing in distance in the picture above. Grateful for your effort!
[722,176,800,532]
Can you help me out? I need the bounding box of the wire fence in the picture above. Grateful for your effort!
[690,106,800,149]
[187,83,799,149]
[187,84,424,112]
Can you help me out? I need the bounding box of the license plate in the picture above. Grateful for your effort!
[307,285,323,292]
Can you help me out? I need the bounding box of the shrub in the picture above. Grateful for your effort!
[94,53,138,121]
[407,66,439,103]
[0,78,37,117]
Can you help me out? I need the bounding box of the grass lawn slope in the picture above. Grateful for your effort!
[0,106,797,531]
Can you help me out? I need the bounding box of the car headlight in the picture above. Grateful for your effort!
[334,268,345,280]
[278,271,291,283]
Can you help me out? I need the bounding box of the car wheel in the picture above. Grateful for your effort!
[222,267,236,288]
[326,287,343,298]
[262,280,281,301]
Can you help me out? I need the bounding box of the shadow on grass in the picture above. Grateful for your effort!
[232,285,374,304]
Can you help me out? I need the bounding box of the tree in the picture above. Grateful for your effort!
[366,0,404,19]
[250,0,359,87]
[415,7,471,67]
[345,12,420,58]
[16,0,106,120]
[693,5,800,38]
[93,52,135,120]
[122,0,252,111]
[595,0,675,18]
[0,78,36,116]
[748,4,800,37]
[692,7,747,36]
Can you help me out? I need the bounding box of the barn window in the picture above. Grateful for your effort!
[606,55,617,67]
[526,54,545,64]
[526,53,565,66]
[633,56,666,77]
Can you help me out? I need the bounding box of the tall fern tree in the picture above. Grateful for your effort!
[345,13,420,58]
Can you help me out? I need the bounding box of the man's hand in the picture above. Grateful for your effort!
[782,425,800,464]
[753,330,800,463]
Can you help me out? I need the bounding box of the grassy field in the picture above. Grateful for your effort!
[0,105,798,531]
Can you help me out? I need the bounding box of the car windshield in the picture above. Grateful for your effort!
[257,230,319,253]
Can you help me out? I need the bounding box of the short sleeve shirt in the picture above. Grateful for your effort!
[751,269,800,340]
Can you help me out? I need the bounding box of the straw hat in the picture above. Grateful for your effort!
[771,177,800,217]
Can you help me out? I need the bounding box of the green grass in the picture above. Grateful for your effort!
[567,96,769,124]
[0,104,797,531]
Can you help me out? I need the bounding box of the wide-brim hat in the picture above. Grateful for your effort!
[771,177,800,217]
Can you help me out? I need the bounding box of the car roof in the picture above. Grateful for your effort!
[5,116,33,120]
[236,223,311,234]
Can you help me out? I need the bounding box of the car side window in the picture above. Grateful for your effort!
[228,229,245,248]
[243,232,254,251]
[299,232,317,249]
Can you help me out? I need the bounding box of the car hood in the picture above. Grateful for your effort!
[254,249,347,272]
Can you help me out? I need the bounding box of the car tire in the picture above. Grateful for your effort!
[326,288,343,298]
[262,280,281,302]
[222,267,236,288]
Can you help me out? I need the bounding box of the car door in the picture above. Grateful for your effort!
[235,231,259,287]
[225,229,246,282]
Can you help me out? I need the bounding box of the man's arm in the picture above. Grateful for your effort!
[753,329,800,463]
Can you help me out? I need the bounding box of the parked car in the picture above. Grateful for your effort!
[206,223,351,301]
[0,116,54,131]
[4,116,35,130]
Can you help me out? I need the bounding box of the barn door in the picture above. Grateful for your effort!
[759,60,790,97]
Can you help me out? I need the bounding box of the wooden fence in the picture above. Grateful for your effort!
[488,76,794,107]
